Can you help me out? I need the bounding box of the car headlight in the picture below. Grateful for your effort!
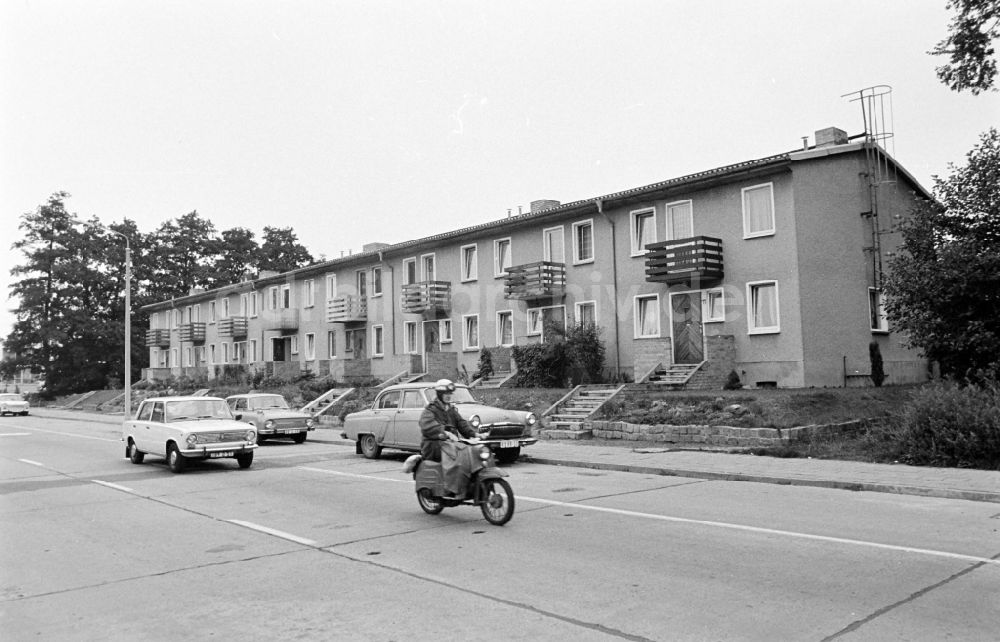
[246,429,256,442]
[469,415,481,429]
[265,420,274,429]
[526,413,537,426]
[306,418,314,428]
[186,434,198,447]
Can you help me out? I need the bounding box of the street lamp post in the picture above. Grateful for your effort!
[107,230,132,430]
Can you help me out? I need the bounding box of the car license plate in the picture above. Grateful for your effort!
[499,440,518,448]
[210,451,233,458]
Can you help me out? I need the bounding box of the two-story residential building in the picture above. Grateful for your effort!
[142,127,932,389]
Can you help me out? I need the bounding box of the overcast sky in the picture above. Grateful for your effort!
[2,0,998,341]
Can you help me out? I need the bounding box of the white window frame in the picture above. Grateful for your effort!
[542,226,565,263]
[630,208,657,256]
[402,258,417,285]
[372,325,384,357]
[268,286,279,310]
[440,319,453,344]
[575,300,597,327]
[372,267,383,296]
[634,294,661,338]
[869,287,889,332]
[421,253,436,281]
[703,288,725,323]
[209,344,216,364]
[305,333,316,360]
[233,341,245,363]
[184,305,193,324]
[290,335,299,355]
[742,183,776,239]
[248,339,258,362]
[221,343,229,363]
[494,238,512,277]
[497,310,514,347]
[171,348,179,367]
[184,347,192,367]
[221,298,230,318]
[327,330,337,358]
[572,219,594,264]
[325,274,337,300]
[281,284,291,309]
[460,244,478,282]
[249,292,258,317]
[355,270,367,297]
[666,199,694,241]
[404,321,419,354]
[527,308,542,336]
[747,280,780,334]
[208,302,216,323]
[462,314,480,351]
[304,279,315,308]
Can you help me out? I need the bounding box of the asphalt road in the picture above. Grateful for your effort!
[2,415,998,641]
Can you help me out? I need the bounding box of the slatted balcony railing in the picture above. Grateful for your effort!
[217,316,249,338]
[326,295,368,323]
[504,261,566,300]
[645,236,724,285]
[400,281,452,314]
[261,308,299,331]
[178,322,206,343]
[145,328,171,347]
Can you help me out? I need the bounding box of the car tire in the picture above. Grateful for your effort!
[291,432,307,444]
[359,434,382,459]
[496,447,521,464]
[128,440,145,464]
[21,411,28,416]
[167,443,186,473]
[236,452,254,469]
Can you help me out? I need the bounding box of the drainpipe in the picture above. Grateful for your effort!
[379,251,396,365]
[596,199,622,377]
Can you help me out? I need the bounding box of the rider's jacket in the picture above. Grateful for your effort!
[419,398,476,461]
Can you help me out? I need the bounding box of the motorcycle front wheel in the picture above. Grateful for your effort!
[416,488,444,515]
[479,478,515,526]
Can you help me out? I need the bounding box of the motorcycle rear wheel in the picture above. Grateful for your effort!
[479,478,514,525]
[416,488,444,515]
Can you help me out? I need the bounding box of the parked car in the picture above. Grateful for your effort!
[342,383,537,463]
[124,396,257,473]
[225,393,315,443]
[0,393,29,416]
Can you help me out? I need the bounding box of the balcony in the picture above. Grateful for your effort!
[178,322,206,343]
[261,308,299,331]
[145,328,171,347]
[401,281,452,314]
[504,261,566,300]
[326,295,368,323]
[645,236,724,285]
[217,316,248,338]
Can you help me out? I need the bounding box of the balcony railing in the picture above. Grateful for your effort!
[178,322,206,343]
[261,308,299,331]
[645,236,724,285]
[145,328,171,347]
[327,295,368,323]
[504,261,566,300]
[217,316,248,338]
[401,281,452,314]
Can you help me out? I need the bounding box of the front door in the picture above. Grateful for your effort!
[352,329,366,357]
[671,293,704,364]
[272,337,287,362]
[423,321,439,372]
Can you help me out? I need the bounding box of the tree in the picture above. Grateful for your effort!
[258,226,314,273]
[930,0,1000,94]
[146,211,220,300]
[883,128,1000,381]
[216,227,260,285]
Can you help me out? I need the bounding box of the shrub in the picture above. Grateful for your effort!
[473,349,494,380]
[512,342,569,388]
[869,341,886,387]
[723,370,743,390]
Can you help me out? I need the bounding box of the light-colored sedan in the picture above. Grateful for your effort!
[0,393,29,416]
[225,393,315,443]
[342,383,537,463]
[124,396,257,473]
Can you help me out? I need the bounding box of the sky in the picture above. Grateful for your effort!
[2,0,998,342]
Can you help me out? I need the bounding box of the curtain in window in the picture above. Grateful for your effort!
[463,247,477,279]
[706,291,723,320]
[499,313,513,345]
[497,241,510,272]
[466,317,479,347]
[639,298,657,335]
[577,224,593,260]
[636,213,656,251]
[667,202,693,240]
[579,303,595,327]
[544,230,564,262]
[744,186,773,234]
[423,256,435,280]
[752,284,777,328]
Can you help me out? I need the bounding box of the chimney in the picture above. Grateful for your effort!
[362,242,390,253]
[530,199,561,214]
[815,127,848,148]
[258,270,279,279]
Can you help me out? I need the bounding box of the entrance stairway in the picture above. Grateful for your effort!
[301,387,356,418]
[643,362,702,387]
[542,385,625,434]
[472,369,517,389]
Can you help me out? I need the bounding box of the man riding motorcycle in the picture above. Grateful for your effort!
[407,379,478,495]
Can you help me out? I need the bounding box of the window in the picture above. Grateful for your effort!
[209,344,216,364]
[631,208,657,255]
[209,302,216,323]
[497,311,513,346]
[742,183,775,238]
[249,292,258,317]
[158,349,168,368]
[527,308,542,336]
[463,314,479,350]
[377,391,401,409]
[461,244,478,281]
[326,274,337,300]
[195,346,205,364]
[222,343,230,363]
[184,306,193,324]
[494,238,511,277]
[290,335,299,354]
[401,390,425,409]
[305,333,316,360]
[403,258,417,285]
[344,329,355,353]
[869,288,888,332]
[704,289,725,322]
[634,294,660,338]
[238,294,247,316]
[543,226,565,263]
[327,330,336,358]
[575,301,597,327]
[248,339,258,362]
[233,342,245,363]
[573,219,594,263]
[404,321,418,354]
[747,281,780,334]
[356,270,367,297]
[440,319,453,343]
[184,347,192,367]
[269,286,279,310]
[372,267,382,296]
[281,284,291,308]
[372,325,384,356]
[421,253,435,281]
[666,200,693,241]
[304,279,315,307]
[173,309,181,327]
[221,298,230,318]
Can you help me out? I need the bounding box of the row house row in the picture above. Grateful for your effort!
[142,127,932,388]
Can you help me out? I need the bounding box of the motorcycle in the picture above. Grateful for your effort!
[411,438,515,526]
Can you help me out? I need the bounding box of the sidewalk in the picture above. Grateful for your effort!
[32,407,1000,504]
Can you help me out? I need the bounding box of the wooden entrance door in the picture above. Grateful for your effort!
[423,321,439,372]
[671,293,704,364]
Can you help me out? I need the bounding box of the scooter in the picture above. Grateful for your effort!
[410,438,515,526]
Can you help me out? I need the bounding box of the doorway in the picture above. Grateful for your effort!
[671,292,704,364]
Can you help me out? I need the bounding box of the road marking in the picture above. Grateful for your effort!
[92,480,135,493]
[0,432,31,436]
[20,427,120,442]
[18,458,46,468]
[226,520,318,547]
[297,465,1000,567]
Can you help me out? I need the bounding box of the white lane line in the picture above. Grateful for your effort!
[92,480,135,493]
[0,432,31,436]
[20,427,120,443]
[18,458,46,468]
[226,520,318,547]
[297,466,1000,567]
[299,466,406,482]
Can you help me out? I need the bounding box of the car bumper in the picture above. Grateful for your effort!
[180,444,257,458]
[482,437,537,448]
[259,426,312,436]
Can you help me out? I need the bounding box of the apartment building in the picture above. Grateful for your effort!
[142,127,932,389]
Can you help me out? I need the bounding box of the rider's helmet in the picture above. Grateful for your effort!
[434,378,456,399]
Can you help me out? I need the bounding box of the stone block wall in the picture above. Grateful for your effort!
[633,338,671,382]
[585,419,865,447]
[426,351,458,380]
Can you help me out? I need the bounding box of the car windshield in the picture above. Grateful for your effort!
[165,399,233,422]
[248,396,289,410]
[420,387,477,404]
[0,394,23,401]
